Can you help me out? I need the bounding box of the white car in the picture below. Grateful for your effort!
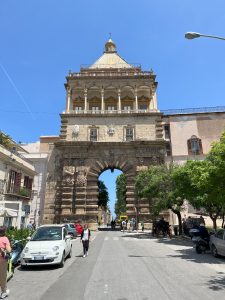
[20,224,72,268]
[210,229,225,257]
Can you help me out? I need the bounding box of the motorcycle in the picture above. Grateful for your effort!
[11,240,24,266]
[190,228,210,254]
[193,236,210,254]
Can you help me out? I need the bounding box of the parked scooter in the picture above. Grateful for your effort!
[11,240,24,266]
[190,227,210,254]
[194,236,210,254]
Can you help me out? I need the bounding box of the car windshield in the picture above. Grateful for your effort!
[69,224,75,228]
[31,227,62,241]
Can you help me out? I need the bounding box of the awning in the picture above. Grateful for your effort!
[0,208,18,217]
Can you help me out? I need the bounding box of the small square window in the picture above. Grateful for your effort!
[164,125,170,140]
[125,127,134,141]
[90,128,97,141]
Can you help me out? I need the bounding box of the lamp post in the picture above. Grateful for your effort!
[185,32,225,41]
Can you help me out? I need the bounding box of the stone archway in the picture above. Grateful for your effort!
[43,141,165,230]
[86,159,136,227]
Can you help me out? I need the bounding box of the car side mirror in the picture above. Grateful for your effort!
[65,235,71,240]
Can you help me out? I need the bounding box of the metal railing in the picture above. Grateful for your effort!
[68,70,154,78]
[66,109,158,114]
[162,106,225,115]
[0,144,33,165]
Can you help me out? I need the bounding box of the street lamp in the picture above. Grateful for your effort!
[185,32,225,41]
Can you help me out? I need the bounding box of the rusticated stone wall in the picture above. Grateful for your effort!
[43,141,165,230]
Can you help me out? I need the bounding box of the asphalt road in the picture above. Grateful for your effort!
[8,230,225,300]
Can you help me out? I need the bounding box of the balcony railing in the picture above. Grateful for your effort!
[64,109,159,115]
[68,70,154,78]
[162,106,225,115]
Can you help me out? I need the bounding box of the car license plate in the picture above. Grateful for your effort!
[33,256,44,260]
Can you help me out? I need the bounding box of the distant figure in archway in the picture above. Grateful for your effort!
[111,219,115,230]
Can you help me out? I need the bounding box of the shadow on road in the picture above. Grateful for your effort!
[207,272,225,291]
[119,232,225,266]
[165,244,225,266]
[17,265,59,272]
[98,227,120,231]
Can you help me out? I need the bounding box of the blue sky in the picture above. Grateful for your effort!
[1,1,225,215]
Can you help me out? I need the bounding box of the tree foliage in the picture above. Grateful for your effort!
[0,131,13,150]
[136,165,185,234]
[180,133,225,229]
[115,174,126,217]
[98,180,109,208]
[135,131,225,230]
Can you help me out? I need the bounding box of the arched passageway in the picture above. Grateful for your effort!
[44,141,165,230]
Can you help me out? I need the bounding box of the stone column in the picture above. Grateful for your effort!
[84,89,88,113]
[118,89,121,113]
[152,91,158,110]
[101,89,105,113]
[135,88,138,112]
[66,88,71,112]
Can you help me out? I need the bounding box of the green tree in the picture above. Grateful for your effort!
[115,174,126,217]
[179,159,223,229]
[136,165,185,235]
[0,131,12,149]
[98,180,109,208]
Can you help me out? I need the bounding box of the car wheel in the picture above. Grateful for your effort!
[211,245,218,257]
[20,264,26,270]
[59,252,65,268]
[68,246,72,258]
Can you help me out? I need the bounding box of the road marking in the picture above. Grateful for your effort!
[104,237,109,241]
[103,284,109,294]
[166,244,193,250]
[91,236,96,242]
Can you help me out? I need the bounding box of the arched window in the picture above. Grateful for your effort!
[187,135,203,155]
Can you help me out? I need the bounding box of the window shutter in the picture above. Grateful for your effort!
[198,139,203,154]
[187,139,192,155]
[14,172,21,194]
[28,178,33,198]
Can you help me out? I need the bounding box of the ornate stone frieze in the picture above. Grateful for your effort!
[62,166,75,186]
[76,169,87,187]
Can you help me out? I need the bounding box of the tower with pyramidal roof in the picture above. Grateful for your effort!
[43,39,165,229]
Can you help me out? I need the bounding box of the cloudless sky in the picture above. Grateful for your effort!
[99,170,122,219]
[1,1,225,215]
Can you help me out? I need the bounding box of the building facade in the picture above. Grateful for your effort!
[34,39,225,229]
[43,39,165,229]
[0,138,35,229]
[163,107,225,165]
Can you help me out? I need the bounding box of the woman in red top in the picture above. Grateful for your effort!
[0,227,11,299]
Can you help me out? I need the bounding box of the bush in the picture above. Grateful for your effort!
[19,187,28,197]
[6,228,35,247]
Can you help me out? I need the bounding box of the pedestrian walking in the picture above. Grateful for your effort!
[121,220,126,233]
[27,221,33,230]
[0,226,11,299]
[127,220,131,232]
[132,218,136,231]
[141,221,144,232]
[80,224,91,258]
[199,215,205,225]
